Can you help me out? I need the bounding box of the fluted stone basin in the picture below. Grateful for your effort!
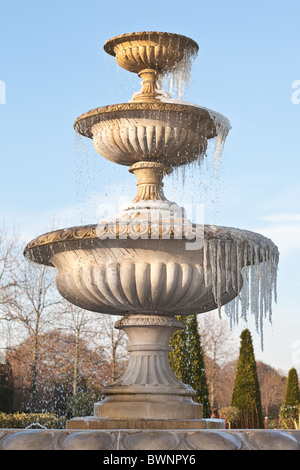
[24,215,278,426]
[24,222,277,317]
[103,31,199,73]
[74,102,217,167]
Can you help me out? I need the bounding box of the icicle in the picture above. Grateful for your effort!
[224,241,231,294]
[209,241,218,306]
[203,239,208,288]
[216,239,222,317]
[214,227,279,349]
[165,47,197,100]
[207,110,231,170]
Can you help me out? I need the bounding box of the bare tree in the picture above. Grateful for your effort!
[57,304,104,396]
[98,315,128,383]
[257,361,287,419]
[0,228,19,320]
[56,305,129,393]
[197,311,238,407]
[7,329,110,413]
[5,257,63,411]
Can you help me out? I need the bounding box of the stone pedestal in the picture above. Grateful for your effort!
[67,314,222,430]
[67,417,224,430]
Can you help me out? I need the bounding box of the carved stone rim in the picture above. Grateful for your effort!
[23,222,199,259]
[74,101,216,139]
[23,223,278,258]
[103,31,199,58]
[115,315,184,329]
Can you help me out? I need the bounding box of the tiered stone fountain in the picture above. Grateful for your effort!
[7,32,286,450]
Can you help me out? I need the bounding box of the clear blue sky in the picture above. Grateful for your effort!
[1,0,300,374]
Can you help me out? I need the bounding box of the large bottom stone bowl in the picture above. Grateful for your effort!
[24,223,278,317]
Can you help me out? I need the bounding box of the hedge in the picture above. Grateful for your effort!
[0,412,66,429]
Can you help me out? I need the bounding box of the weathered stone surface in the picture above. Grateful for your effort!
[122,430,180,450]
[242,430,300,451]
[66,417,224,430]
[184,430,242,450]
[1,429,300,450]
[61,431,116,450]
[1,430,56,450]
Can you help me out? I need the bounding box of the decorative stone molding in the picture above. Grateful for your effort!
[129,161,171,201]
[24,223,277,252]
[103,31,199,74]
[74,100,217,144]
[115,315,183,328]
[1,429,299,450]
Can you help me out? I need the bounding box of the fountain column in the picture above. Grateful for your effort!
[93,315,202,421]
[67,314,226,429]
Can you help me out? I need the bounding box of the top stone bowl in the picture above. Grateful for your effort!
[103,31,199,73]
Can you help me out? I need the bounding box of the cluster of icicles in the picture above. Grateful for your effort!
[131,47,231,169]
[164,50,231,169]
[202,227,279,349]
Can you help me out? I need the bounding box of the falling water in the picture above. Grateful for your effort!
[164,47,197,101]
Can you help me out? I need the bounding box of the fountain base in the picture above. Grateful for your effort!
[66,417,224,430]
[67,314,224,429]
[94,393,202,421]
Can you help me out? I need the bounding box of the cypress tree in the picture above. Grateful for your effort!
[0,359,14,413]
[169,315,211,417]
[231,329,263,428]
[280,367,300,424]
[284,367,300,406]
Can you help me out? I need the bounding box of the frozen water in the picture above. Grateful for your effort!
[210,226,280,350]
[206,109,231,169]
[164,47,197,101]
[157,95,231,169]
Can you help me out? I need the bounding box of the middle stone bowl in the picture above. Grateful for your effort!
[74,102,217,167]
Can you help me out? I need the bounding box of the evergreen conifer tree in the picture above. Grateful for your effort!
[284,367,300,406]
[280,367,300,425]
[0,359,14,413]
[169,315,211,417]
[231,329,263,428]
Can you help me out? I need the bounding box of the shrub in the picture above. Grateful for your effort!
[66,391,102,418]
[0,412,66,429]
[219,406,240,428]
[279,404,300,429]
